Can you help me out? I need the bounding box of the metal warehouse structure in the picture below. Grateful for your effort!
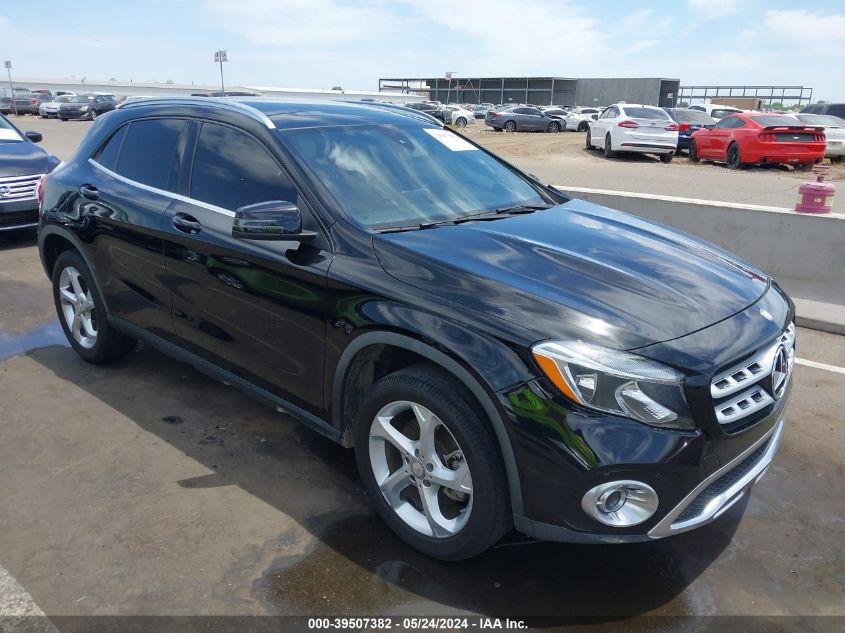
[677,85,814,108]
[379,77,680,108]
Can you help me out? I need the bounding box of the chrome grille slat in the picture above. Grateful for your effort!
[710,322,794,428]
[0,174,41,202]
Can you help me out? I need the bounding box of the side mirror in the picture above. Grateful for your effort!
[25,131,43,143]
[232,200,317,242]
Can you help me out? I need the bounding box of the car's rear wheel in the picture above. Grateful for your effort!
[577,121,589,132]
[504,120,516,133]
[60,117,67,122]
[604,134,616,158]
[548,121,560,133]
[455,116,467,128]
[52,250,136,363]
[831,156,843,164]
[689,140,700,162]
[726,142,744,169]
[354,364,510,560]
[585,129,594,149]
[659,153,674,164]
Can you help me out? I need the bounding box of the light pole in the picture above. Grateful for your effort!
[214,50,228,93]
[445,71,454,104]
[4,60,17,116]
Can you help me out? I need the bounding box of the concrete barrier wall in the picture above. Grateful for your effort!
[557,186,845,334]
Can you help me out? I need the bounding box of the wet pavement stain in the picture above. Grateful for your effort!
[0,320,69,362]
[252,506,745,624]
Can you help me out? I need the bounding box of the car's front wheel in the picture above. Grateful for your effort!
[354,364,510,560]
[548,121,560,133]
[454,116,467,128]
[689,140,700,162]
[52,250,136,363]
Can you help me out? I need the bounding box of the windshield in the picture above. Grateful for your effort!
[0,115,23,142]
[797,114,845,127]
[69,95,95,103]
[282,124,550,229]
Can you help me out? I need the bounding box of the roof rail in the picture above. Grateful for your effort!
[348,100,444,126]
[118,96,275,129]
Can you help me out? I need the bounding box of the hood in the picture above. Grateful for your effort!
[60,101,90,108]
[0,140,54,177]
[373,199,768,350]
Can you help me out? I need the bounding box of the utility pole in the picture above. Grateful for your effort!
[445,71,454,104]
[4,61,17,116]
[214,50,228,93]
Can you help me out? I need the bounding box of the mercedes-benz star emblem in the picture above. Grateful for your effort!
[770,345,789,400]
[0,185,12,198]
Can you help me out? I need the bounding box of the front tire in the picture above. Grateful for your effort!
[354,364,511,560]
[89,108,97,120]
[548,121,560,133]
[455,116,467,129]
[689,140,700,162]
[52,250,136,363]
[726,142,744,169]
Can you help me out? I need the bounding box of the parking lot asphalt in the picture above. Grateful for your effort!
[1,116,844,629]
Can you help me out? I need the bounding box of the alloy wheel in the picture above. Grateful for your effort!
[368,400,473,538]
[58,266,98,349]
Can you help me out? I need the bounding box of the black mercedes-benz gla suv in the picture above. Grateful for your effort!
[38,98,794,560]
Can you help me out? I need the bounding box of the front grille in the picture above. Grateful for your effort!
[0,174,42,201]
[675,435,773,523]
[710,323,794,433]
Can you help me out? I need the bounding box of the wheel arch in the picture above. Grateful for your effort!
[331,330,525,515]
[39,225,109,311]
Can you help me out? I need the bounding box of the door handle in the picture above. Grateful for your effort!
[172,213,202,234]
[79,184,99,200]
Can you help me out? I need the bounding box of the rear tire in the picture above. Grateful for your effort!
[604,134,616,158]
[354,363,511,560]
[659,153,674,164]
[52,250,136,364]
[504,120,516,133]
[577,121,589,132]
[585,129,594,150]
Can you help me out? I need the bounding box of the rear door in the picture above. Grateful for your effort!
[85,117,188,336]
[162,119,331,412]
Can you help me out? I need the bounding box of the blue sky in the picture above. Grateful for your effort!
[1,0,843,100]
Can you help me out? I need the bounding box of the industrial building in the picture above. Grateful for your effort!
[378,76,681,108]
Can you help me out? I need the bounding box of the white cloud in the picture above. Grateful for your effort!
[764,10,845,56]
[688,0,745,18]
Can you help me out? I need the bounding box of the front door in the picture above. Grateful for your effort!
[162,120,331,412]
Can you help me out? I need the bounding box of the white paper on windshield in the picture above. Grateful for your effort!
[423,128,478,151]
[0,129,22,141]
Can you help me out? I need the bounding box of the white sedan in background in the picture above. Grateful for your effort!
[793,113,845,162]
[560,107,603,131]
[38,95,73,118]
[586,103,679,162]
[444,105,476,128]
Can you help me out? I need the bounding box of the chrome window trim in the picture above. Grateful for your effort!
[648,418,784,539]
[117,97,275,129]
[88,159,236,218]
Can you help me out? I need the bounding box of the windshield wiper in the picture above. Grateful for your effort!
[376,204,553,233]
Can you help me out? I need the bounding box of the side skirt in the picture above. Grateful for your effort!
[108,316,343,445]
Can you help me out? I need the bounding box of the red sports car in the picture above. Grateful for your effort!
[690,112,826,169]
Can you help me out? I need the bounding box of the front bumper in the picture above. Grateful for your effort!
[59,109,91,119]
[0,198,40,231]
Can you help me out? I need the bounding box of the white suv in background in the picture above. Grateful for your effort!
[688,103,743,120]
[586,103,679,162]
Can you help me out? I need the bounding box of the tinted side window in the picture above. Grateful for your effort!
[828,105,845,119]
[189,122,297,211]
[115,119,185,190]
[93,124,128,171]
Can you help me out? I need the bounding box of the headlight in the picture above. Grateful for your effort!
[532,340,694,430]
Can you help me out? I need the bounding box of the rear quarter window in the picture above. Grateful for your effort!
[92,125,128,171]
[114,119,185,191]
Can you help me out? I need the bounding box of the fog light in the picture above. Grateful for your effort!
[581,480,659,527]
